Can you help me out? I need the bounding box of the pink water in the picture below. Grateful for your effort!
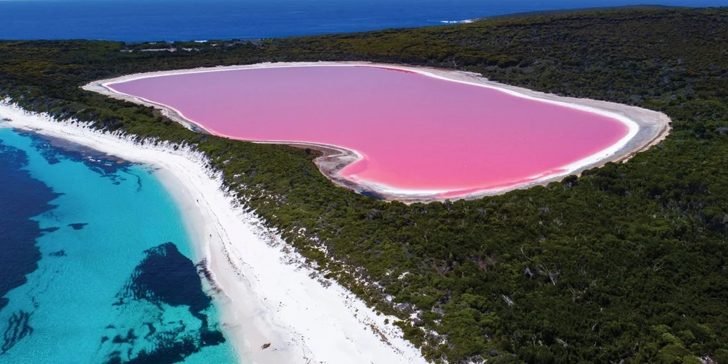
[109,66,629,196]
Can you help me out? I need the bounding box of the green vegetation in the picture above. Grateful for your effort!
[1,7,727,363]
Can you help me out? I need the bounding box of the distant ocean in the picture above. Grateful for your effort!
[0,0,726,42]
[0,127,236,362]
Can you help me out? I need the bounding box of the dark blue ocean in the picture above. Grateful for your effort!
[0,0,726,42]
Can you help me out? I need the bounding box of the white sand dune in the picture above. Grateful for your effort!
[0,102,427,364]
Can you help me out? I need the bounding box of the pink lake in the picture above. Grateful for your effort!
[108,65,630,197]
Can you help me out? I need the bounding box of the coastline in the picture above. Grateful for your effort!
[0,103,427,364]
[83,61,672,203]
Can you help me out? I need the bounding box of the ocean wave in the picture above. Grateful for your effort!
[440,19,475,24]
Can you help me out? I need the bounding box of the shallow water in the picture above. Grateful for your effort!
[0,128,237,363]
[109,65,628,195]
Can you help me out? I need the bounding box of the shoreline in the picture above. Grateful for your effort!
[0,103,427,364]
[83,61,672,203]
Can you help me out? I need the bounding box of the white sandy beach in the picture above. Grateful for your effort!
[0,103,427,364]
[84,61,672,202]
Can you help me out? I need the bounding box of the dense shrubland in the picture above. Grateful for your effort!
[1,7,727,363]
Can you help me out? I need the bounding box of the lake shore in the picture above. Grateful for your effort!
[0,102,427,364]
[84,61,671,202]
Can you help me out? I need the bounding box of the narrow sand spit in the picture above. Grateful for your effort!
[0,103,427,364]
[83,61,672,202]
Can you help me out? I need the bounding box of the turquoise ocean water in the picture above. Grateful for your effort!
[0,127,236,363]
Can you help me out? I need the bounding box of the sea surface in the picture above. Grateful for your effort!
[0,0,726,42]
[0,126,236,363]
